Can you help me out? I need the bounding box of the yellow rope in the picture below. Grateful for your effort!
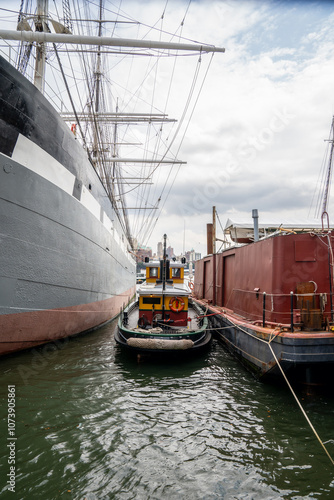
[211,307,334,465]
[203,302,334,464]
[268,342,334,466]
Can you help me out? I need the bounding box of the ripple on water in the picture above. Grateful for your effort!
[1,324,334,499]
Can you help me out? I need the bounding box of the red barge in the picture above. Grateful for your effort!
[193,213,334,385]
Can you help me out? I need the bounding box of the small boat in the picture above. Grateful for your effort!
[115,235,211,356]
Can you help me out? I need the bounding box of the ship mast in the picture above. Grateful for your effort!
[92,0,103,162]
[34,0,48,92]
[90,0,135,246]
[161,233,168,321]
[3,7,225,249]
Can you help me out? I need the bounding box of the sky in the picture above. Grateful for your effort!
[125,0,334,256]
[1,0,334,257]
[107,0,334,256]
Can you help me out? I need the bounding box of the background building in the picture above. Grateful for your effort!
[157,241,163,260]
[166,246,174,259]
[135,245,152,273]
[185,249,201,264]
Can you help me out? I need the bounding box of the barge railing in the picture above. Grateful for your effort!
[204,288,334,331]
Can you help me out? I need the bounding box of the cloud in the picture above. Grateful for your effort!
[2,0,333,256]
[139,1,334,254]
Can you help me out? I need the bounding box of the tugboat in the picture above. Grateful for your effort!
[115,235,211,356]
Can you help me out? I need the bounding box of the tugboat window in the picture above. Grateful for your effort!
[150,268,158,277]
[143,297,161,305]
[172,268,181,278]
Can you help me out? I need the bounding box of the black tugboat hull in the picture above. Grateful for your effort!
[115,329,212,356]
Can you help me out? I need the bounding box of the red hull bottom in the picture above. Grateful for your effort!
[0,286,135,356]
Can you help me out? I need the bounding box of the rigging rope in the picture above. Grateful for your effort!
[311,118,334,219]
[134,7,188,239]
[116,0,211,246]
[46,1,217,247]
[143,52,215,246]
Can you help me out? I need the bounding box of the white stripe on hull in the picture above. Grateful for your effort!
[12,133,75,195]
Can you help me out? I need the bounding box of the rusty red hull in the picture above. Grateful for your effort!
[194,232,334,384]
[0,286,135,356]
[195,232,334,325]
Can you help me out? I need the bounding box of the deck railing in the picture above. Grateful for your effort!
[222,288,333,331]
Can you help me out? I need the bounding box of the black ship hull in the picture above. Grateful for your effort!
[0,55,136,355]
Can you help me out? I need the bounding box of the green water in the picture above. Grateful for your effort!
[1,319,334,499]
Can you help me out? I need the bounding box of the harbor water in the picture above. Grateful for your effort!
[1,319,334,499]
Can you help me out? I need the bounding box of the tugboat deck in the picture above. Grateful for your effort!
[126,302,203,332]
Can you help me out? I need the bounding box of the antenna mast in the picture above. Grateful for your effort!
[321,117,334,227]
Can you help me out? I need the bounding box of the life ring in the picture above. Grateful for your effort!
[188,281,194,290]
[169,297,185,313]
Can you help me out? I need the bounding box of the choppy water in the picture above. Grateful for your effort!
[1,319,334,499]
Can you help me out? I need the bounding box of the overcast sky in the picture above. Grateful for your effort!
[128,0,334,256]
[1,0,334,257]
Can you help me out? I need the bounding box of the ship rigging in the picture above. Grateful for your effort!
[0,0,224,250]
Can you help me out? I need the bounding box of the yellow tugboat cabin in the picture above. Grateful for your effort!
[138,259,190,327]
[145,261,185,284]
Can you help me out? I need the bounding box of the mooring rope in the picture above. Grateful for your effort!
[202,303,334,465]
[267,342,334,466]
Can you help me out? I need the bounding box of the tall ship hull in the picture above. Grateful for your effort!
[0,55,136,355]
[0,1,224,357]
